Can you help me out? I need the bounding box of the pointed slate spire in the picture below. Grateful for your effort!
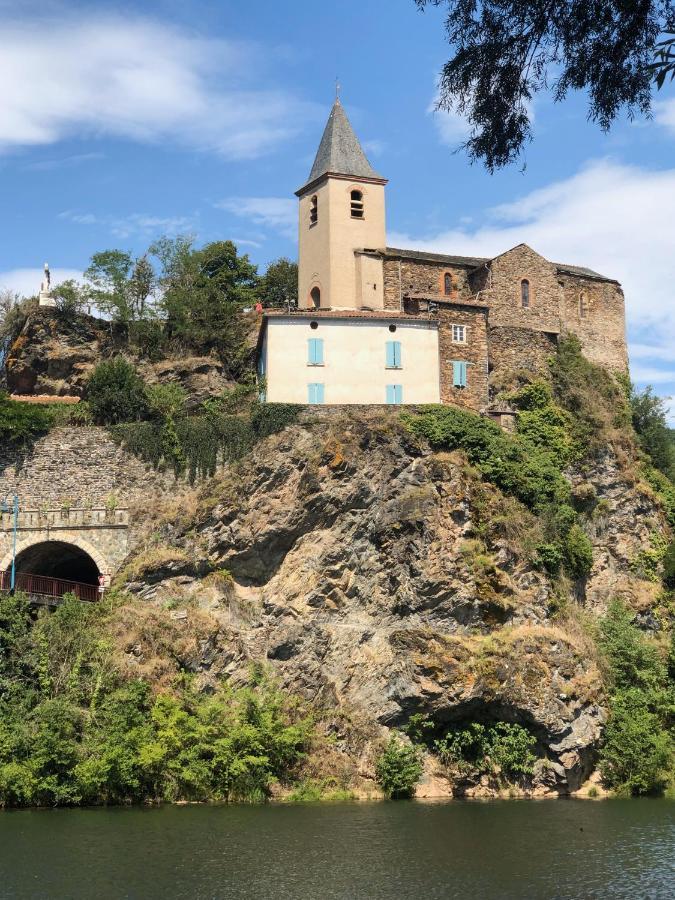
[299,99,385,193]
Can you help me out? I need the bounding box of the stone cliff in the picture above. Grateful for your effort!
[115,410,665,798]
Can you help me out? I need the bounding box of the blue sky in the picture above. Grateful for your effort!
[1,0,674,416]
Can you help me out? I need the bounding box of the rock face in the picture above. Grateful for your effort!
[121,411,662,796]
[5,310,236,405]
[6,310,109,396]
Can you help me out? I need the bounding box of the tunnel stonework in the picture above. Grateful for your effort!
[0,426,169,583]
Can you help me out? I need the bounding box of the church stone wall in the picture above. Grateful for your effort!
[560,276,627,371]
[382,257,475,310]
[481,245,562,334]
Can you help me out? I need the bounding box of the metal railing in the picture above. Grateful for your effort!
[0,570,99,602]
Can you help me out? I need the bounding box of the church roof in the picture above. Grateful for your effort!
[300,99,385,192]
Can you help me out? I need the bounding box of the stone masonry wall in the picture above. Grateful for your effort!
[480,244,562,334]
[0,427,170,509]
[560,275,628,371]
[382,258,476,310]
[438,306,489,412]
[488,327,559,389]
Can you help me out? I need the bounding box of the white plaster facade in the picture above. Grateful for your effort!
[261,314,440,405]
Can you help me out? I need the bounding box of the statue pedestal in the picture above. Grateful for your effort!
[39,290,56,308]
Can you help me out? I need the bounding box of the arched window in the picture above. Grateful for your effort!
[521,279,530,308]
[579,292,588,319]
[444,273,453,296]
[350,189,364,219]
[310,286,321,309]
[310,196,318,226]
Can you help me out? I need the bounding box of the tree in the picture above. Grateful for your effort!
[0,290,36,346]
[84,251,156,324]
[51,279,86,317]
[416,0,675,170]
[150,237,256,374]
[629,384,675,480]
[259,258,298,308]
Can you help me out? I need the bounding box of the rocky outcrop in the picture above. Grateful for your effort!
[5,310,236,405]
[119,411,661,796]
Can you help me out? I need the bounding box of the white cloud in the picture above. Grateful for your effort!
[0,268,82,297]
[653,98,675,135]
[217,197,296,239]
[23,152,105,171]
[427,95,471,146]
[0,15,318,159]
[59,210,195,240]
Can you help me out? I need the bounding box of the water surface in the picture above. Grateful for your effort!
[0,799,673,899]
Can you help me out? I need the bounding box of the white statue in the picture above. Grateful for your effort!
[38,261,56,308]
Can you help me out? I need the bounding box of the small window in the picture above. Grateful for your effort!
[310,195,318,226]
[386,385,403,405]
[579,292,588,319]
[310,320,319,330]
[310,286,321,309]
[452,324,466,343]
[308,383,324,404]
[521,279,530,308]
[350,189,364,219]
[452,361,468,389]
[444,273,453,296]
[388,324,397,333]
[385,340,402,369]
[308,338,324,366]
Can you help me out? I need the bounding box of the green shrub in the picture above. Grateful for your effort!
[431,721,537,779]
[86,358,149,425]
[663,541,675,589]
[598,689,673,795]
[564,524,594,579]
[404,405,570,512]
[597,601,674,795]
[0,595,313,807]
[375,736,423,799]
[0,392,54,445]
[111,402,301,481]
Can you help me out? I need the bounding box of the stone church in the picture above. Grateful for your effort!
[258,99,628,411]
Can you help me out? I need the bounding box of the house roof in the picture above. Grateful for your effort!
[263,308,436,322]
[298,100,385,194]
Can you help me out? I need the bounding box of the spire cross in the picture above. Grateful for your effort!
[335,77,341,101]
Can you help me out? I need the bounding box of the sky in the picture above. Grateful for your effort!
[1,0,674,418]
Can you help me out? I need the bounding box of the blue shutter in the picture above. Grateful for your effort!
[452,361,468,388]
[308,383,324,404]
[308,338,324,365]
[386,385,403,405]
[385,341,402,368]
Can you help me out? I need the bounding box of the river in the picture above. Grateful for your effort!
[0,800,673,899]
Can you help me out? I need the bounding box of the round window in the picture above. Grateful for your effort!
[388,324,397,333]
[310,321,319,330]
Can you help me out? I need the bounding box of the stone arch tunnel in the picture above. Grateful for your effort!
[0,507,130,603]
[14,540,100,585]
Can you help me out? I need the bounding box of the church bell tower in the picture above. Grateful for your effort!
[296,98,388,310]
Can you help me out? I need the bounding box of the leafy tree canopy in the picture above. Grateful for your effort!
[416,0,675,169]
[259,257,298,308]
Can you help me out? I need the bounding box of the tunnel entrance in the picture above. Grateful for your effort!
[0,541,102,603]
[15,541,100,585]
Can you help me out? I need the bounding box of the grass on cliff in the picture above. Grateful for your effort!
[0,593,314,807]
